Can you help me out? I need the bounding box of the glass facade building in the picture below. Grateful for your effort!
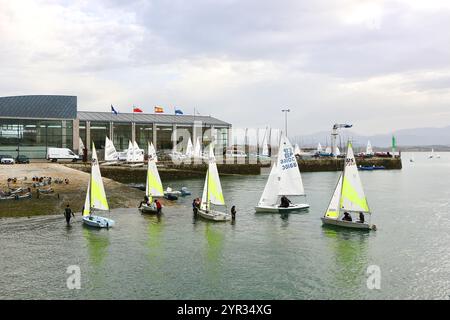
[0,95,231,159]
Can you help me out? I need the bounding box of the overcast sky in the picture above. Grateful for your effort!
[1,0,449,135]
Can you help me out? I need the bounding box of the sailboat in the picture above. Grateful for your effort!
[255,135,309,213]
[429,148,434,159]
[185,137,194,158]
[294,144,301,156]
[133,141,144,162]
[126,140,134,162]
[82,143,115,228]
[321,141,375,230]
[79,138,85,156]
[139,142,163,214]
[366,141,373,156]
[104,136,118,162]
[149,142,158,162]
[193,137,203,160]
[197,145,231,221]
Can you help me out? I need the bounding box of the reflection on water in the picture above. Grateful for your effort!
[1,152,450,299]
[322,227,369,291]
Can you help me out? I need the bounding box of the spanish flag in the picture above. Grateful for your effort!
[154,106,164,113]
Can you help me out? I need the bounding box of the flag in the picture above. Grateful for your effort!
[175,108,183,115]
[154,106,164,113]
[133,107,143,113]
[111,105,118,115]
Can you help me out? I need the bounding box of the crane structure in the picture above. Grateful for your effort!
[331,123,352,157]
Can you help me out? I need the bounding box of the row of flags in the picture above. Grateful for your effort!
[111,105,185,115]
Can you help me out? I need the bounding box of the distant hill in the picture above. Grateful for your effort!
[291,125,450,150]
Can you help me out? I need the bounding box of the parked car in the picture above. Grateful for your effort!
[0,155,15,164]
[16,155,30,164]
[46,148,79,162]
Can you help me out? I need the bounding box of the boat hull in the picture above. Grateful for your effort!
[82,215,115,228]
[139,204,159,214]
[197,208,231,221]
[321,217,373,230]
[255,203,309,213]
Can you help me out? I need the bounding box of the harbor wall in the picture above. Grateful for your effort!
[66,157,402,184]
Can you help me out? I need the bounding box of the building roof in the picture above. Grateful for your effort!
[77,111,231,127]
[0,95,77,119]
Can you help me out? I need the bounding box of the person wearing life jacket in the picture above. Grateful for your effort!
[155,199,162,214]
[279,195,291,208]
[63,204,75,225]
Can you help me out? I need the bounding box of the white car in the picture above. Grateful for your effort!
[225,150,247,158]
[0,155,15,164]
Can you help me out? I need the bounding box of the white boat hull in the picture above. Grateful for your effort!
[321,217,373,230]
[139,204,159,214]
[255,203,309,213]
[197,208,231,221]
[82,215,115,228]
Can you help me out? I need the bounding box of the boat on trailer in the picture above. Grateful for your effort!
[255,134,309,213]
[82,143,115,228]
[197,145,231,222]
[321,141,376,231]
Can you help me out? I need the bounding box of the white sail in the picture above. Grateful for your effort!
[317,143,323,152]
[324,174,343,219]
[185,138,194,157]
[277,135,305,196]
[104,136,118,161]
[366,141,373,155]
[336,146,341,156]
[90,143,109,211]
[149,142,158,162]
[82,180,91,216]
[146,143,164,197]
[262,142,269,157]
[258,163,280,206]
[126,140,134,162]
[193,137,202,158]
[340,142,370,213]
[133,141,144,162]
[294,144,301,156]
[201,145,225,210]
[325,146,331,154]
[79,138,85,156]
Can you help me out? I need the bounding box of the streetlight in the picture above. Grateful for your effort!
[281,109,290,136]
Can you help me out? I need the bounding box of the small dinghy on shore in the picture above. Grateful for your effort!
[0,192,32,201]
[321,141,376,231]
[82,143,115,228]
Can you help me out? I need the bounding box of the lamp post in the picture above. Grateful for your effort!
[281,109,290,136]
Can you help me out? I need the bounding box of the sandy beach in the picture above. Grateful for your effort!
[0,163,151,218]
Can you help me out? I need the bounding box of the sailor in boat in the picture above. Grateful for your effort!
[357,212,365,223]
[342,212,352,222]
[63,204,75,225]
[138,195,151,208]
[279,195,292,208]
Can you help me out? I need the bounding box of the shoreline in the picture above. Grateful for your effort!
[0,163,154,218]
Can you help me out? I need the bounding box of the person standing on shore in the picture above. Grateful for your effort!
[64,204,75,225]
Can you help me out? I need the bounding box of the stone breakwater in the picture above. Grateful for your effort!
[65,157,402,185]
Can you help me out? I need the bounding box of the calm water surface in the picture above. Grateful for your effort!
[1,152,449,299]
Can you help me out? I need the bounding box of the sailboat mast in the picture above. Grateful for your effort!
[206,166,210,211]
